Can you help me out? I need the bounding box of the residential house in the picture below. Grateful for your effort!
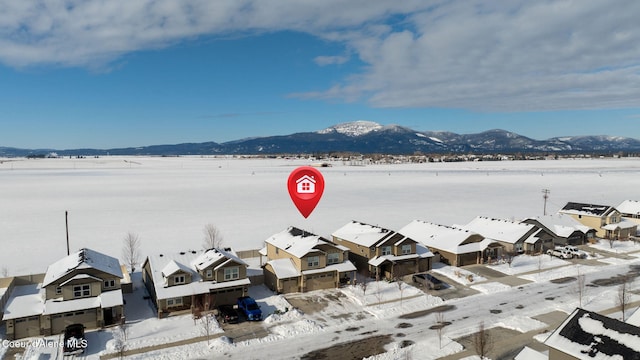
[522,214,596,246]
[399,220,504,266]
[617,200,640,228]
[544,308,640,359]
[2,248,124,340]
[332,221,433,279]
[459,216,554,254]
[142,247,250,317]
[262,227,356,294]
[559,202,637,240]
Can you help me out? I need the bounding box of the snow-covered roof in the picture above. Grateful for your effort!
[43,248,123,287]
[602,219,637,230]
[161,260,193,277]
[302,261,357,275]
[545,308,640,359]
[266,258,300,279]
[332,221,394,248]
[560,202,616,217]
[145,248,250,301]
[514,346,547,360]
[617,200,640,215]
[399,220,485,254]
[100,289,124,308]
[44,296,100,315]
[627,307,640,327]
[60,274,103,286]
[265,227,337,258]
[460,216,535,245]
[1,284,44,320]
[192,248,248,272]
[368,254,419,267]
[524,214,594,238]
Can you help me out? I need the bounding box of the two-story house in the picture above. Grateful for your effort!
[142,247,250,317]
[399,220,504,266]
[559,202,637,240]
[459,216,554,254]
[2,248,124,340]
[616,200,640,227]
[522,214,596,246]
[262,227,356,294]
[331,221,433,280]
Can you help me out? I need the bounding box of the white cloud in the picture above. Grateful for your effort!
[1,0,639,112]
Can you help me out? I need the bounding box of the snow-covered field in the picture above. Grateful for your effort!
[3,157,640,359]
[3,156,640,275]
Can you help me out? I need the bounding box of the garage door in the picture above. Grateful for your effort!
[305,273,335,292]
[14,316,40,339]
[51,309,97,334]
[281,278,299,293]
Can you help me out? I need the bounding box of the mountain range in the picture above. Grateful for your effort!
[3,121,640,156]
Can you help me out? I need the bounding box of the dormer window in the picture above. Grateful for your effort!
[205,269,213,279]
[224,267,239,280]
[327,253,340,265]
[104,279,115,288]
[307,256,320,268]
[73,284,91,298]
[381,246,392,256]
[55,287,62,295]
[401,244,412,255]
[174,275,185,285]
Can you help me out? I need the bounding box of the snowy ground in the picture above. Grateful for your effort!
[3,157,640,359]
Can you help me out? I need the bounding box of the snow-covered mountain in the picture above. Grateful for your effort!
[3,122,640,156]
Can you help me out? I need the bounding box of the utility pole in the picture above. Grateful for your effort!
[65,211,70,256]
[542,189,550,216]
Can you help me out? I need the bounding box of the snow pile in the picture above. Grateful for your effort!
[490,254,569,275]
[589,240,640,254]
[470,282,512,294]
[270,318,324,337]
[432,264,487,284]
[495,315,548,333]
[263,308,304,324]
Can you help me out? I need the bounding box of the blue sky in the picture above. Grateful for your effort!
[1,1,639,149]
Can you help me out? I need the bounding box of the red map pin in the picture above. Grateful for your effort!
[287,166,325,218]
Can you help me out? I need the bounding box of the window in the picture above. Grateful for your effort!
[327,253,340,265]
[301,182,311,191]
[55,287,62,295]
[381,246,392,256]
[307,256,320,268]
[104,279,115,288]
[401,244,412,255]
[73,284,91,298]
[174,275,185,284]
[205,269,213,278]
[224,267,239,280]
[166,297,183,307]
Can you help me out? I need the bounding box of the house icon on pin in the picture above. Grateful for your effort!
[296,175,316,194]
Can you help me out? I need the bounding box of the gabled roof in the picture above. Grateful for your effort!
[191,248,248,272]
[545,308,640,359]
[332,221,395,248]
[459,216,535,245]
[618,200,640,215]
[161,260,193,277]
[43,248,123,287]
[560,202,616,217]
[144,248,250,301]
[523,214,594,238]
[265,226,337,258]
[399,220,486,254]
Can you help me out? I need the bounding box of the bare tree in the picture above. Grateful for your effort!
[472,321,492,359]
[122,232,141,274]
[435,312,446,349]
[506,252,515,268]
[608,236,616,249]
[575,266,587,308]
[202,223,224,249]
[395,277,405,306]
[618,275,631,321]
[360,281,368,305]
[113,323,127,359]
[199,313,216,346]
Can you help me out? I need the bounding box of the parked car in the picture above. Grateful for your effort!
[412,273,444,290]
[237,296,262,321]
[63,324,87,355]
[218,304,240,324]
[563,245,587,259]
[547,248,572,259]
